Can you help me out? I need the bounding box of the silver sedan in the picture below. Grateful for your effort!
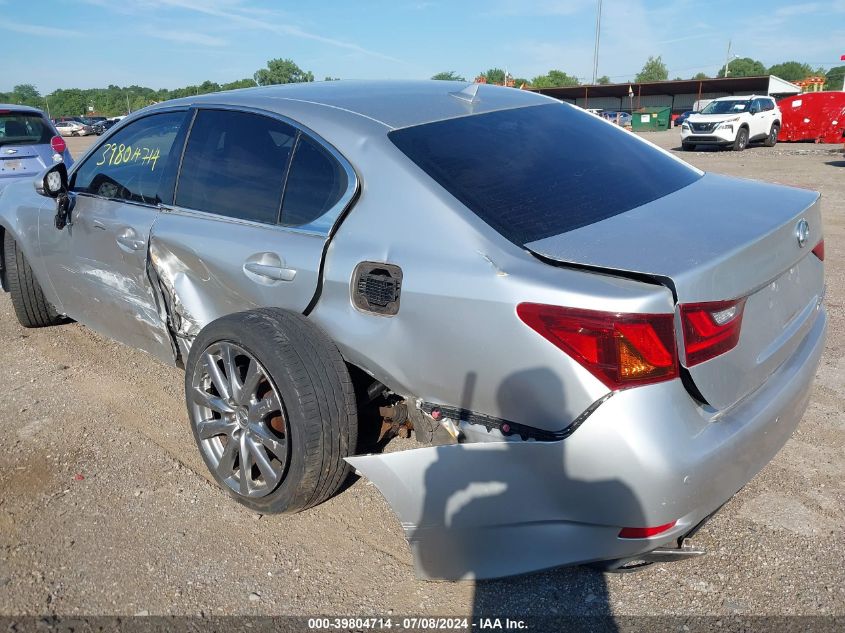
[0,81,826,580]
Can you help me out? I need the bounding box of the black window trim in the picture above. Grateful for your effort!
[67,105,191,210]
[167,104,358,238]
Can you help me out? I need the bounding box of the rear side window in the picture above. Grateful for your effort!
[762,99,775,111]
[71,111,186,205]
[389,103,701,246]
[0,112,52,147]
[281,135,348,228]
[176,109,296,224]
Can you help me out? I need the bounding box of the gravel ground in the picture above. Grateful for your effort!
[0,131,842,619]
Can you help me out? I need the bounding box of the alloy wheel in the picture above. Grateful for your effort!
[189,341,289,498]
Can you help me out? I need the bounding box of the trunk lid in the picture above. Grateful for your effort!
[0,144,48,180]
[526,173,824,410]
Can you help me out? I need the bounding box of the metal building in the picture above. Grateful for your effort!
[532,75,802,114]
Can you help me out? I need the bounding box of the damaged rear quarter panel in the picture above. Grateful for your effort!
[307,133,675,430]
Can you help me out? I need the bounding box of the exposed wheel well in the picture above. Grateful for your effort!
[345,362,394,453]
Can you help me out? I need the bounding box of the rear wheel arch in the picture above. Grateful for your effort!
[185,307,358,513]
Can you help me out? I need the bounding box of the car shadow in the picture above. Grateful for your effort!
[824,160,845,167]
[406,369,644,628]
[673,145,723,152]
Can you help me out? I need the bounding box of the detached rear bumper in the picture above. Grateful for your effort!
[348,308,826,580]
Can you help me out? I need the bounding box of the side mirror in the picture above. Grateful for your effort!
[34,162,68,198]
[34,163,74,230]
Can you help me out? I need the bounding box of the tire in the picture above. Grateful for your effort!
[2,233,64,328]
[682,142,695,151]
[185,308,357,513]
[733,127,749,151]
[764,124,779,147]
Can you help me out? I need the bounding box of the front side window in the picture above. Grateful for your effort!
[71,111,186,205]
[175,109,296,225]
[281,135,348,228]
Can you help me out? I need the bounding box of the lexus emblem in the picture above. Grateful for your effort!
[796,219,810,248]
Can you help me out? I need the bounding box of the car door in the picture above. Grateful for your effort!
[37,109,190,363]
[749,98,767,138]
[149,107,357,346]
[761,97,777,132]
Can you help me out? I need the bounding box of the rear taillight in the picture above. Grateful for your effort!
[50,136,66,154]
[516,303,678,390]
[812,239,824,261]
[619,520,677,539]
[680,298,746,367]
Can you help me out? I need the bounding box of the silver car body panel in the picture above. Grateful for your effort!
[36,192,172,361]
[526,174,824,410]
[348,307,826,579]
[0,81,827,579]
[148,209,328,353]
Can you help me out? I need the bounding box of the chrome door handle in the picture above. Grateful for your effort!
[243,261,296,282]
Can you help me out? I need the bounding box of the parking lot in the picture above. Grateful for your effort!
[0,130,843,617]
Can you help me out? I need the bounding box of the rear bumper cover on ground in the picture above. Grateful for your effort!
[347,308,826,580]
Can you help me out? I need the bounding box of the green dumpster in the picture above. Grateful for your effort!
[631,106,671,131]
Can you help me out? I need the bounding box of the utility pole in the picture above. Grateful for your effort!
[592,0,603,84]
[724,39,732,77]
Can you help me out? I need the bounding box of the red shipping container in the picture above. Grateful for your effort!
[777,91,845,143]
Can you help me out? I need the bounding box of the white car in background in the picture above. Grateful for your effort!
[54,120,92,137]
[681,95,781,151]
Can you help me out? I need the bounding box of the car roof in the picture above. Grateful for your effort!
[0,104,46,114]
[711,94,772,101]
[157,80,556,130]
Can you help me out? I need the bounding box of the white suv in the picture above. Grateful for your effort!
[681,95,781,151]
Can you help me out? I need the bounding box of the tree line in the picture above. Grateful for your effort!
[4,55,844,117]
[0,59,337,117]
[434,57,845,89]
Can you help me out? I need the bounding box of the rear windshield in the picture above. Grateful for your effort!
[0,111,52,147]
[389,103,702,245]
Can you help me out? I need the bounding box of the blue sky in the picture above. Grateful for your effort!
[2,0,844,92]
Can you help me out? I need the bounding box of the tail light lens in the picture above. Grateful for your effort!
[812,239,824,261]
[50,136,66,154]
[516,303,678,390]
[680,298,746,367]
